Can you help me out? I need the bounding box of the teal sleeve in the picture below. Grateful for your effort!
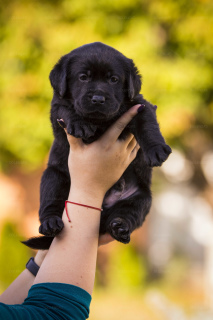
[0,282,92,320]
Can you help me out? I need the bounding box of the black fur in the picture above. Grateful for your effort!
[22,42,172,250]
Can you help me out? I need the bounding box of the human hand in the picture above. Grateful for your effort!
[60,104,141,199]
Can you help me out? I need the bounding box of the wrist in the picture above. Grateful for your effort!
[34,250,48,267]
[68,187,104,208]
[60,188,103,234]
[26,257,40,276]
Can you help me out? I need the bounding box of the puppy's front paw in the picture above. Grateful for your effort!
[67,122,97,139]
[144,144,172,167]
[39,216,64,236]
[109,217,130,244]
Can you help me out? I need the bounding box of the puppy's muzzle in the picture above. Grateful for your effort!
[91,95,105,105]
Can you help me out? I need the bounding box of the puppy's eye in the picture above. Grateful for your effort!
[110,76,119,84]
[79,74,88,81]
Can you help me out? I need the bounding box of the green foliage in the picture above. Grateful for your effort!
[0,0,212,172]
[107,244,147,291]
[0,222,31,291]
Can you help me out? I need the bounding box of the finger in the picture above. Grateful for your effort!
[64,127,84,150]
[129,143,140,159]
[126,136,137,150]
[57,119,67,129]
[100,104,143,145]
[122,132,135,148]
[57,119,83,149]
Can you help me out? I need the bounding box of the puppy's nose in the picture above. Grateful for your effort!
[91,95,105,104]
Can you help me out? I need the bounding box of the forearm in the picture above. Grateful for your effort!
[0,269,34,305]
[33,188,103,295]
[0,251,47,304]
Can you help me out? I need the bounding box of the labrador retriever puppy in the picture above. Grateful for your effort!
[23,42,171,250]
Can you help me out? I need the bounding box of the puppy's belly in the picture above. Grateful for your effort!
[103,182,140,208]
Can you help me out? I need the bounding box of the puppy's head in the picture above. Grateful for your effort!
[50,42,141,122]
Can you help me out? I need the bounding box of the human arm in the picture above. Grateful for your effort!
[0,236,112,306]
[0,250,48,304]
[0,104,141,320]
[33,104,141,295]
[0,222,112,305]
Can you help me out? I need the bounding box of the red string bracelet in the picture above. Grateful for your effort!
[65,200,103,222]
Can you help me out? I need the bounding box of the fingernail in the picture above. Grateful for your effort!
[137,104,145,113]
[57,119,66,128]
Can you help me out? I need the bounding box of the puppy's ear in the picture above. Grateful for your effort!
[49,54,71,98]
[127,59,142,100]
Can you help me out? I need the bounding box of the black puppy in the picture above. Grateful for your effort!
[23,42,171,250]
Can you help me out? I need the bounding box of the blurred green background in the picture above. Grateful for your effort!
[0,0,213,319]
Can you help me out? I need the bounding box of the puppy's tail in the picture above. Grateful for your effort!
[21,236,54,250]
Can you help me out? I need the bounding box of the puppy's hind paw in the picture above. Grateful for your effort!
[109,217,130,244]
[39,216,64,236]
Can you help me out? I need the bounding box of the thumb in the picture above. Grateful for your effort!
[100,104,143,145]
